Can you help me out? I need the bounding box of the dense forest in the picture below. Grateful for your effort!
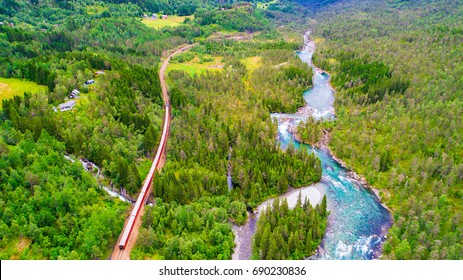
[1,0,325,260]
[0,0,173,259]
[252,195,328,259]
[310,0,463,259]
[133,196,246,259]
[1,0,462,261]
[164,42,321,203]
[135,37,323,259]
[0,129,127,259]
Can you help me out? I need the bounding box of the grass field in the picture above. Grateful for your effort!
[142,15,193,30]
[167,54,223,77]
[0,77,47,109]
[241,56,263,73]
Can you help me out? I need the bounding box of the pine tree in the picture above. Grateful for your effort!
[115,157,129,188]
[259,225,270,259]
[142,125,158,156]
[267,238,279,260]
[380,150,393,172]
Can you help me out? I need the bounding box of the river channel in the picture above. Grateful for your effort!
[232,33,392,260]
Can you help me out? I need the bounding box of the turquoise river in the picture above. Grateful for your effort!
[232,32,392,260]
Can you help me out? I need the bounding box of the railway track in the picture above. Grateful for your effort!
[110,43,198,260]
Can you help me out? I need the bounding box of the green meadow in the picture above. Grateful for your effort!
[0,78,47,109]
[167,54,223,77]
[142,15,193,30]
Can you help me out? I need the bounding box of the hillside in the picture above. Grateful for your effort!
[311,0,463,259]
[1,0,462,261]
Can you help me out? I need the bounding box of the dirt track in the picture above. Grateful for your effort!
[110,43,197,260]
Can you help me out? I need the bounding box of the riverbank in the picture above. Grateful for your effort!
[321,137,393,214]
[301,31,391,215]
[232,30,392,260]
[258,184,324,213]
[287,31,391,259]
[310,103,392,214]
[290,125,390,212]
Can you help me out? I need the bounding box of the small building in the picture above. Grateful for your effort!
[85,79,95,85]
[0,22,4,25]
[69,89,80,99]
[161,15,168,19]
[59,100,76,112]
[95,70,105,76]
[151,14,157,19]
[143,14,148,18]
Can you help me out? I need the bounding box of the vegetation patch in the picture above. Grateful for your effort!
[142,16,193,30]
[241,56,263,73]
[167,54,223,77]
[0,131,128,260]
[86,5,109,15]
[132,197,246,260]
[314,0,463,259]
[0,78,47,109]
[252,196,328,260]
[257,0,280,10]
[137,158,153,180]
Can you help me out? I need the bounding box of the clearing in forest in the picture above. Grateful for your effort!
[142,15,193,29]
[167,54,223,77]
[0,78,47,109]
[241,56,263,73]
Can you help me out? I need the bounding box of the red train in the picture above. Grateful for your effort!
[118,104,170,249]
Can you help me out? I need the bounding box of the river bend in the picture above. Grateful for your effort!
[232,33,392,260]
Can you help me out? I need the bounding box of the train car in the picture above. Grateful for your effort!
[118,104,171,250]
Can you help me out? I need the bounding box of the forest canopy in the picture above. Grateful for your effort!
[311,0,463,259]
[0,0,324,260]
